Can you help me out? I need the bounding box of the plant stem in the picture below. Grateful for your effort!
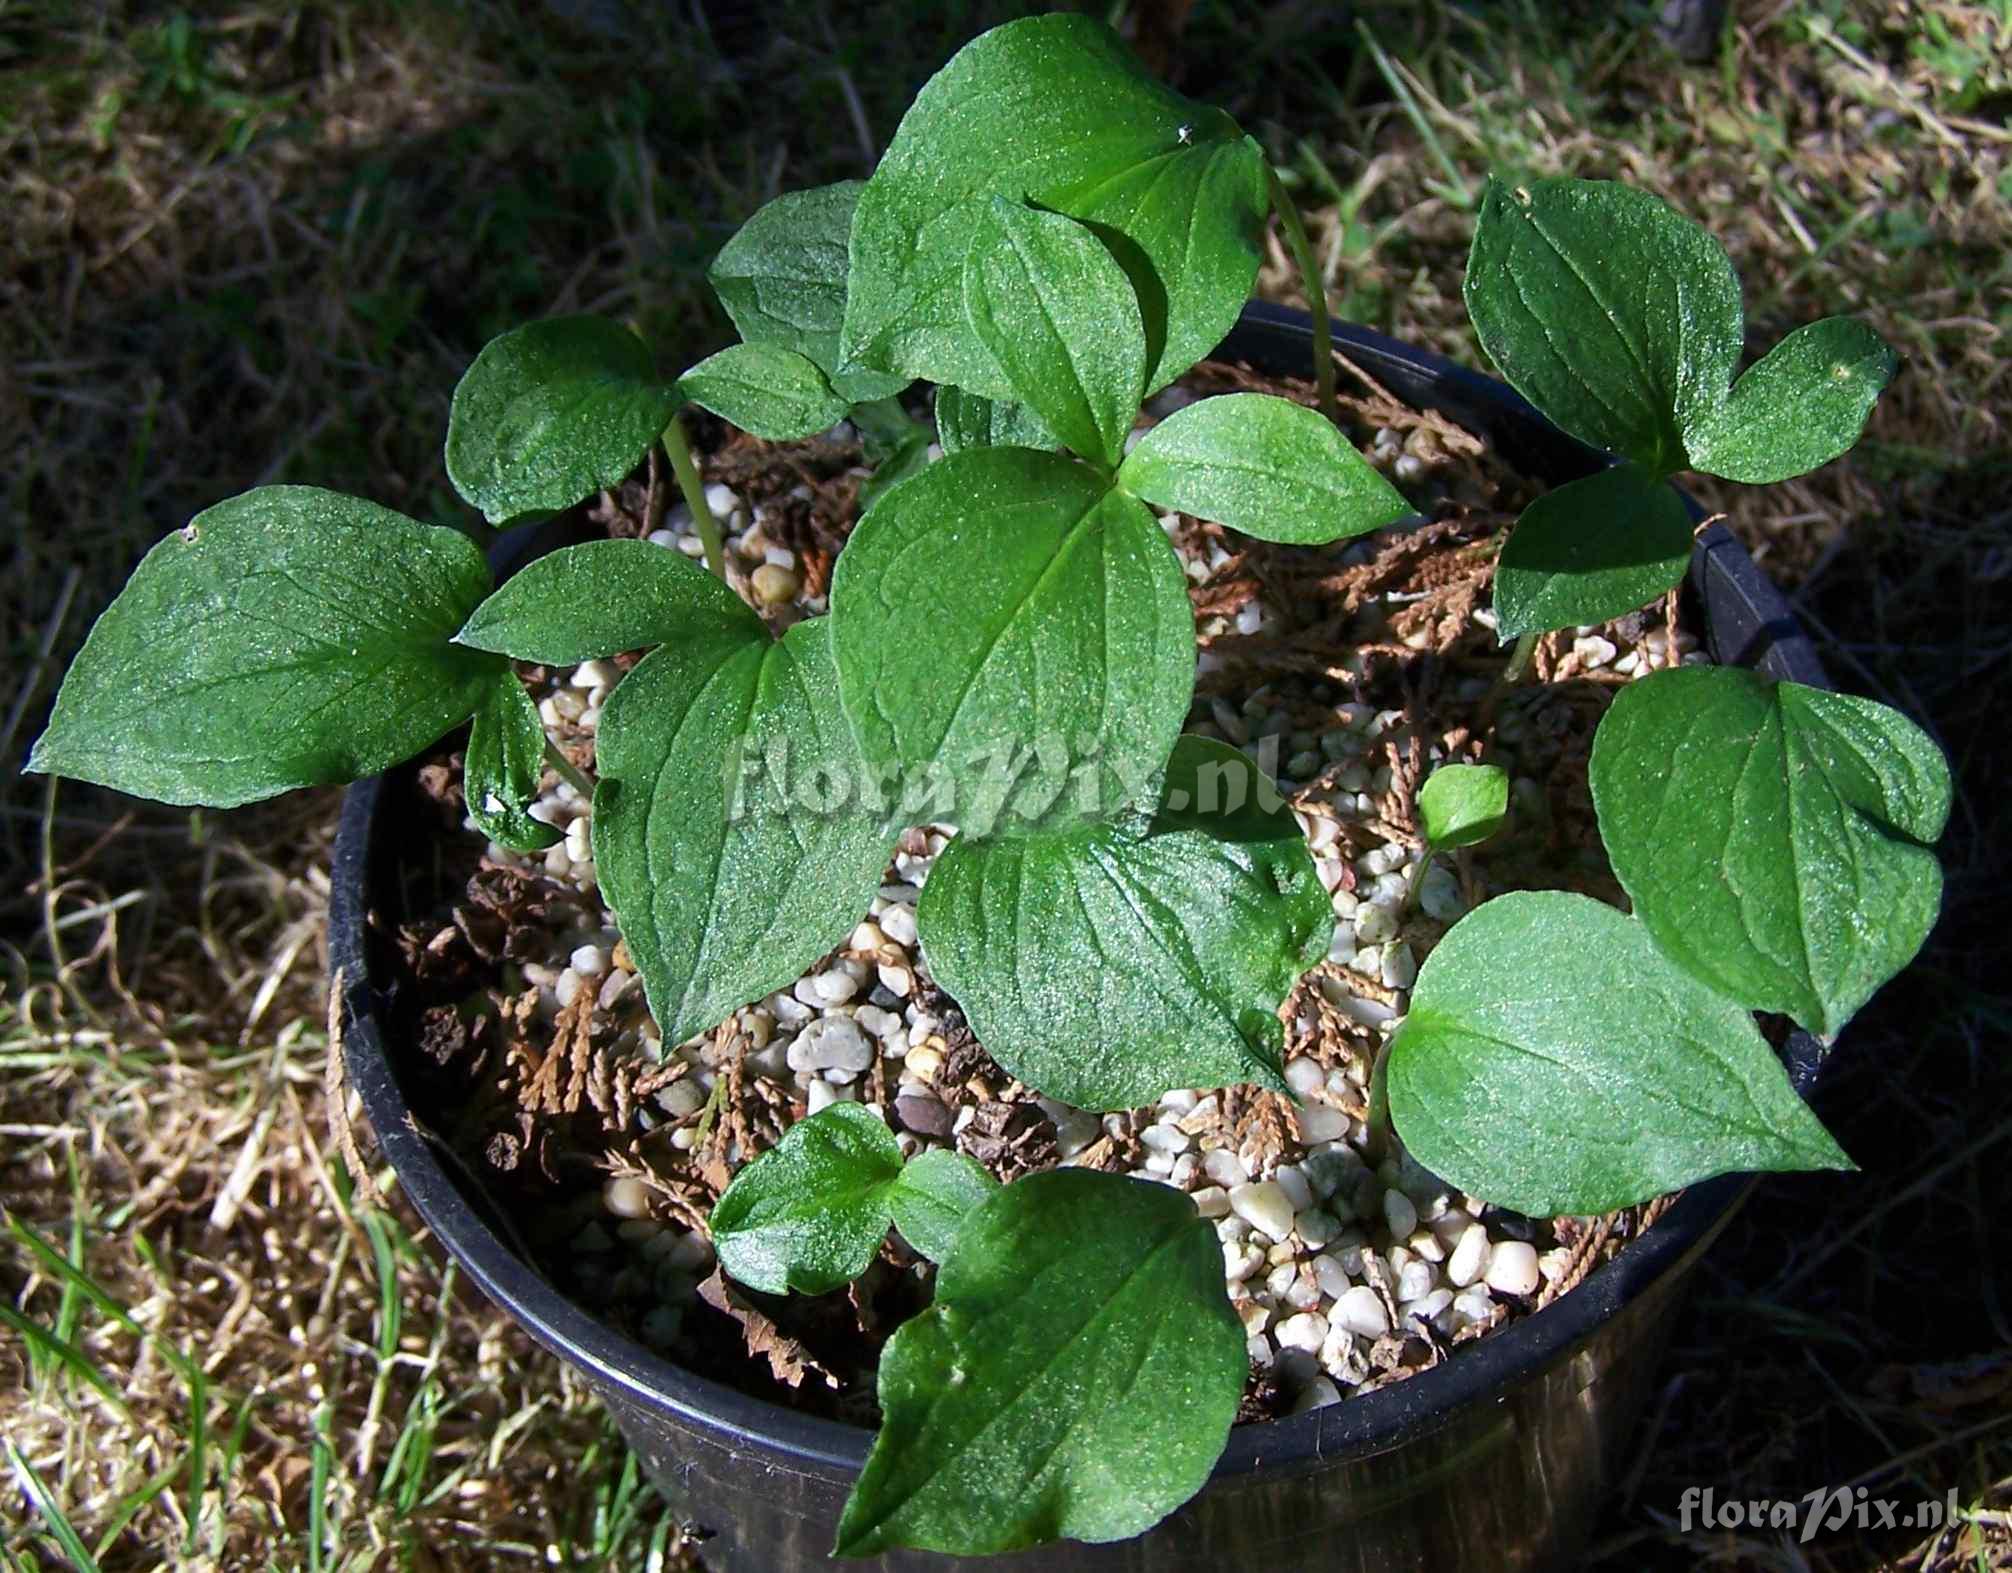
[1266,164,1337,425]
[543,739,594,799]
[1501,630,1539,686]
[1401,846,1436,915]
[662,408,724,579]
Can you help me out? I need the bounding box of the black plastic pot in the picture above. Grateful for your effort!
[331,305,1830,1572]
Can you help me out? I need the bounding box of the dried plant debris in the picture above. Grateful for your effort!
[380,357,1694,1422]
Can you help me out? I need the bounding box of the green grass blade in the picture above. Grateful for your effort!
[5,1440,104,1573]
[0,1303,131,1418]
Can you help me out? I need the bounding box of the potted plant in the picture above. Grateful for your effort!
[29,15,1948,1568]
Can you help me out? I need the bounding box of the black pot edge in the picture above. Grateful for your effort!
[330,302,1833,1489]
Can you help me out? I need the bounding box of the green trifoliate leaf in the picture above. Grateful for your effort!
[962,198,1146,470]
[593,617,899,1046]
[455,540,761,664]
[885,1149,999,1264]
[446,317,680,526]
[710,1104,905,1296]
[1386,890,1853,1216]
[1118,392,1410,544]
[1418,763,1508,851]
[828,448,1194,838]
[465,676,561,853]
[708,181,908,404]
[834,1170,1243,1558]
[1492,462,1695,640]
[1464,177,1742,474]
[1683,318,1897,484]
[677,342,850,442]
[29,487,500,807]
[934,386,1058,456]
[1590,667,1949,1038]
[840,14,1266,400]
[916,738,1327,1111]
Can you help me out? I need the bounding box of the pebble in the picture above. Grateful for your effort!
[806,1079,850,1114]
[1191,1186,1232,1219]
[603,1177,651,1219]
[1447,1223,1490,1288]
[1273,1164,1313,1213]
[1229,1180,1295,1242]
[1290,1376,1342,1413]
[877,963,913,997]
[751,564,800,606]
[1383,1189,1419,1240]
[1203,1148,1251,1189]
[1295,1103,1350,1144]
[880,904,918,947]
[1313,1254,1351,1300]
[809,968,859,1006]
[1485,1241,1541,1296]
[571,944,609,978]
[1334,1286,1391,1338]
[786,1017,873,1077]
[656,1080,707,1119]
[1284,1058,1326,1097]
[1355,903,1399,944]
[1419,862,1465,920]
[1276,1312,1329,1353]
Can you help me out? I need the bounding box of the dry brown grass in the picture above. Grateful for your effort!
[3,1,2007,1568]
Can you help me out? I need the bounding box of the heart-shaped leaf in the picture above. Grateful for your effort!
[916,738,1327,1110]
[594,617,899,1045]
[1492,462,1696,640]
[456,539,762,665]
[885,1149,999,1263]
[1464,178,1741,475]
[1590,667,1949,1037]
[962,198,1146,469]
[29,487,501,807]
[1386,890,1853,1216]
[834,1170,1243,1557]
[1118,392,1410,543]
[710,1103,906,1296]
[677,342,850,442]
[446,317,680,525]
[1683,317,1897,484]
[828,447,1194,838]
[935,386,1058,456]
[708,181,908,404]
[465,676,561,853]
[1418,763,1508,851]
[840,14,1266,400]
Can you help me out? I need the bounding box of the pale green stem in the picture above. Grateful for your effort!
[543,738,593,799]
[1501,630,1539,686]
[663,408,724,579]
[1266,164,1337,425]
[1401,845,1436,916]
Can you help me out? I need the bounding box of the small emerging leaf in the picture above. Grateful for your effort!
[678,342,850,442]
[708,181,908,404]
[29,487,500,807]
[1590,667,1949,1037]
[834,1170,1243,1557]
[1118,392,1409,544]
[916,738,1327,1110]
[456,539,762,665]
[1492,462,1695,640]
[1386,890,1853,1216]
[1417,763,1508,851]
[446,317,680,526]
[710,1104,904,1296]
[1684,318,1897,484]
[962,198,1146,469]
[935,386,1058,456]
[465,677,560,852]
[885,1149,998,1263]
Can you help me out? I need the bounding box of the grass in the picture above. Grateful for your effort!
[3,1,2008,1568]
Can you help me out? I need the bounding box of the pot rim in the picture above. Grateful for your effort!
[331,303,1831,1485]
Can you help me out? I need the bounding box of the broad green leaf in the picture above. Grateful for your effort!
[708,181,908,404]
[885,1149,999,1263]
[1418,763,1508,851]
[1386,890,1853,1216]
[915,738,1327,1110]
[849,396,934,514]
[1464,178,1741,474]
[677,342,850,442]
[594,617,899,1045]
[834,1170,1243,1557]
[962,198,1146,469]
[858,429,932,514]
[828,448,1194,838]
[1684,318,1896,484]
[446,317,680,526]
[29,487,500,807]
[1492,462,1695,639]
[1590,667,1949,1038]
[455,540,762,664]
[840,14,1267,399]
[466,676,560,853]
[935,386,1058,456]
[710,1104,904,1296]
[1117,392,1410,544]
